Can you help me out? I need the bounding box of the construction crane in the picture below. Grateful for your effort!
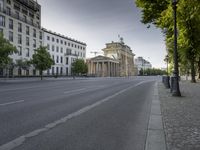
[90,51,101,56]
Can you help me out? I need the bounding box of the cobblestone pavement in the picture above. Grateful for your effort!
[158,81,200,150]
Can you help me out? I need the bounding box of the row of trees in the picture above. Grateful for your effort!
[135,0,200,83]
[139,68,167,76]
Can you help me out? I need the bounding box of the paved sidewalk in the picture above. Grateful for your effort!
[158,81,200,150]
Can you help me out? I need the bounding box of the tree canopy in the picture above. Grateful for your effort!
[31,46,54,80]
[0,33,17,68]
[135,0,200,82]
[71,59,88,76]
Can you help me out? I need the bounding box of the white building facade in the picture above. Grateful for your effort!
[43,28,86,76]
[0,0,86,77]
[0,0,42,76]
[135,57,152,75]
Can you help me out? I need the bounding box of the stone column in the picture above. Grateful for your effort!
[114,63,116,77]
[102,61,105,77]
[96,62,99,77]
[111,62,113,77]
[108,61,110,77]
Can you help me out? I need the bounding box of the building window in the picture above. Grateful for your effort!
[26,26,29,35]
[52,45,54,51]
[64,41,67,45]
[75,45,77,48]
[9,19,13,29]
[56,46,59,52]
[60,56,63,63]
[56,56,59,63]
[14,3,20,11]
[56,67,59,74]
[61,40,63,44]
[47,44,50,50]
[33,39,36,48]
[66,67,68,75]
[61,47,63,53]
[33,69,36,76]
[66,48,71,55]
[18,34,22,44]
[15,11,19,19]
[52,37,54,42]
[18,23,22,32]
[30,19,33,25]
[72,44,74,47]
[52,67,54,75]
[52,55,54,61]
[7,0,11,5]
[33,28,36,37]
[39,41,42,46]
[68,43,70,47]
[39,31,42,40]
[23,15,27,22]
[18,68,22,76]
[60,67,63,75]
[9,31,13,42]
[26,48,29,57]
[6,7,11,16]
[0,28,3,33]
[26,37,29,46]
[18,46,22,56]
[0,15,5,27]
[66,57,68,65]
[47,36,50,40]
[37,22,40,28]
[56,39,59,43]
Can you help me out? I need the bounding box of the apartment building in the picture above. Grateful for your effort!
[0,0,42,76]
[0,0,87,77]
[42,28,86,76]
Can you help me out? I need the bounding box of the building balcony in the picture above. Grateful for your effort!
[15,0,40,12]
[0,8,40,28]
[64,53,78,57]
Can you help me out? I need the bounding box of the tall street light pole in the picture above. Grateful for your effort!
[172,0,181,96]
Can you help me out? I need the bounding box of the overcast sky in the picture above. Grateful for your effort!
[37,0,166,68]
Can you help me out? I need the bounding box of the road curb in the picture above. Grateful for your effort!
[145,82,166,150]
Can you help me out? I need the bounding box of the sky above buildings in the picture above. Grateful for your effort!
[37,0,167,68]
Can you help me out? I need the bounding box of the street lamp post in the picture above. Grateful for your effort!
[172,0,181,96]
[165,55,170,88]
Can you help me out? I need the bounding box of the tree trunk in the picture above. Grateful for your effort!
[190,59,196,83]
[40,70,43,80]
[198,58,200,79]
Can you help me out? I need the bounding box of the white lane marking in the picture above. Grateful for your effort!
[0,81,147,150]
[0,100,25,106]
[63,86,107,95]
[64,88,86,94]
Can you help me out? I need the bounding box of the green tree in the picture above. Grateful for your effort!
[0,33,17,76]
[71,59,88,77]
[31,46,54,80]
[135,0,200,83]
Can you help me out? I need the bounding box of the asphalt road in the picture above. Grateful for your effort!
[0,77,160,150]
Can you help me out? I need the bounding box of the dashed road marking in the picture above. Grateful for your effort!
[0,100,25,106]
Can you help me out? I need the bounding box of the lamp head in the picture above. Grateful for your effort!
[172,0,178,5]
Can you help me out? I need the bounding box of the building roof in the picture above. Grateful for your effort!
[42,28,87,46]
